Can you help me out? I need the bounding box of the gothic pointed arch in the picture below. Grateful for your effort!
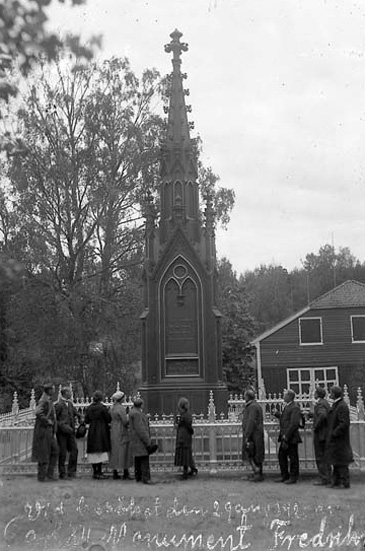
[159,255,204,379]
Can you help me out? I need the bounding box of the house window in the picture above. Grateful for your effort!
[299,317,323,345]
[287,367,338,396]
[351,316,365,343]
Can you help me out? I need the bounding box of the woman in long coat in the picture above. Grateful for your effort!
[84,390,111,479]
[241,389,265,482]
[109,391,133,480]
[326,386,353,488]
[174,397,198,479]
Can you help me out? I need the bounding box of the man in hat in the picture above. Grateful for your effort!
[55,387,80,479]
[275,389,303,484]
[31,383,59,481]
[326,385,353,489]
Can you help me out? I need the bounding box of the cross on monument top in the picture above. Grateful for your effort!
[164,29,188,62]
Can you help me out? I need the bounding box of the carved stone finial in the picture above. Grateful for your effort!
[164,29,188,63]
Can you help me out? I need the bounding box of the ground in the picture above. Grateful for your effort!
[1,470,365,551]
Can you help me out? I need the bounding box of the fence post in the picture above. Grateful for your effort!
[208,391,218,474]
[356,387,365,421]
[11,392,19,426]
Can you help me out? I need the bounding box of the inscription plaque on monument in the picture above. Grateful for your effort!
[166,358,199,376]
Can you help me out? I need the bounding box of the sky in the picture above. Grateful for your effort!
[47,0,365,275]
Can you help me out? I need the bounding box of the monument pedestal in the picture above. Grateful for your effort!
[138,381,229,416]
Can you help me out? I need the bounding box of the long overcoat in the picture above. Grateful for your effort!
[31,393,58,463]
[109,403,133,470]
[241,400,265,464]
[175,411,194,449]
[84,401,111,454]
[129,406,151,457]
[326,398,353,466]
[313,397,330,454]
[277,401,302,445]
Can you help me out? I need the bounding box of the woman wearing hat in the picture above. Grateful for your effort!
[84,390,111,479]
[109,391,133,480]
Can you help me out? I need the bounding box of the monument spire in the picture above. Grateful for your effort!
[160,30,199,243]
[164,29,191,146]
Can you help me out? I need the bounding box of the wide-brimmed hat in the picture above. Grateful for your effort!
[111,391,125,402]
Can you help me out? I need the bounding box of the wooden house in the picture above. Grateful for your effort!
[251,280,365,400]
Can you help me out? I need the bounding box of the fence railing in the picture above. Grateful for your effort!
[1,390,365,475]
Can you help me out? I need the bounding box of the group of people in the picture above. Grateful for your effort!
[32,382,353,487]
[31,385,198,484]
[241,385,354,489]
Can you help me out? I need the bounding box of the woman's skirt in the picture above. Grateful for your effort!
[174,446,194,467]
[86,452,109,464]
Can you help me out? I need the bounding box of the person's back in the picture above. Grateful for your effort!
[84,390,111,479]
[129,398,153,484]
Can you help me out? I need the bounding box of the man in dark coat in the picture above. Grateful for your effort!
[275,389,302,484]
[241,389,265,482]
[129,398,153,484]
[326,385,353,489]
[55,387,80,480]
[311,386,331,486]
[31,382,59,482]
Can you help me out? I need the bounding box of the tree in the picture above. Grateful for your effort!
[0,0,101,103]
[242,244,365,335]
[242,264,293,333]
[1,55,164,398]
[218,258,257,394]
[199,165,235,229]
[302,244,362,301]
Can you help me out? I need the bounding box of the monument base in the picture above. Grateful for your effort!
[138,381,229,416]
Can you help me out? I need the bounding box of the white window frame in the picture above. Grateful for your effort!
[350,315,365,343]
[287,366,338,396]
[298,317,323,346]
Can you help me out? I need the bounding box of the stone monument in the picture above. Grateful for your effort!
[139,30,228,414]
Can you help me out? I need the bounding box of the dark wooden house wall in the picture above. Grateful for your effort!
[260,306,365,399]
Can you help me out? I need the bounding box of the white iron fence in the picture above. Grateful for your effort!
[1,388,365,475]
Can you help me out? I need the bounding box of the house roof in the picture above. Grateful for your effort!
[251,280,365,345]
[310,279,365,309]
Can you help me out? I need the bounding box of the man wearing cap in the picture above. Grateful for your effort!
[275,389,302,484]
[109,391,133,480]
[55,387,80,480]
[31,383,59,482]
[326,386,353,489]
